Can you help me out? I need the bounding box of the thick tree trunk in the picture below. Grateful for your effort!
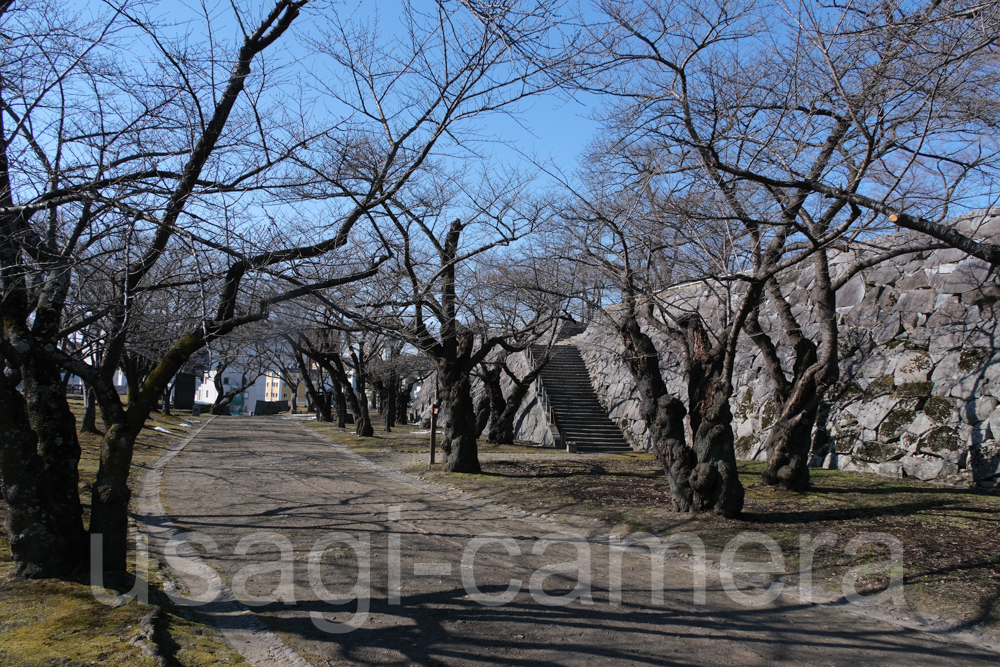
[89,418,144,575]
[294,353,332,422]
[438,370,481,473]
[371,380,382,414]
[354,390,373,436]
[474,391,491,438]
[162,385,172,416]
[480,364,506,443]
[328,354,360,427]
[333,384,347,427]
[384,373,396,431]
[20,356,89,567]
[678,315,744,518]
[81,384,101,434]
[619,314,696,512]
[754,249,839,493]
[348,348,374,437]
[121,353,152,407]
[318,391,334,422]
[758,336,821,492]
[0,364,83,578]
[761,392,819,491]
[397,379,414,425]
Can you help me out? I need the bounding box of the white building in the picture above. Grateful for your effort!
[196,368,302,415]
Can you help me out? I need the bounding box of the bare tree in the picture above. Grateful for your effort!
[552,0,1000,516]
[0,0,381,577]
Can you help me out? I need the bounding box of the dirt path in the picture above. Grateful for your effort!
[156,417,998,666]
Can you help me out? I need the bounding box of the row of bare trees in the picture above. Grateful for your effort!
[0,0,576,578]
[3,0,999,582]
[542,0,1000,515]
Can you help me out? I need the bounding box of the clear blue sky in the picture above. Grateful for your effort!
[136,0,601,181]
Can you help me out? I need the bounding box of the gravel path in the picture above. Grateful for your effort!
[150,416,999,666]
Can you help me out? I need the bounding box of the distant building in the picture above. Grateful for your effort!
[196,367,306,415]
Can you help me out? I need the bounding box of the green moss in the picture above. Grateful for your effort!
[834,382,864,402]
[734,435,755,457]
[923,425,961,452]
[855,440,900,462]
[0,575,153,667]
[880,409,916,441]
[923,397,954,423]
[896,381,934,398]
[864,374,896,400]
[835,428,860,453]
[761,399,778,429]
[959,348,990,372]
[896,352,932,380]
[735,387,755,421]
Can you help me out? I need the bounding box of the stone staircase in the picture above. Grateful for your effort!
[530,342,632,454]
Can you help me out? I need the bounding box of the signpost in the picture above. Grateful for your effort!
[429,405,439,466]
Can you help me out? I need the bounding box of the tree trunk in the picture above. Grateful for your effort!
[480,364,506,443]
[89,418,143,575]
[328,353,360,427]
[333,383,347,427]
[349,348,374,437]
[678,315,744,518]
[761,386,819,491]
[438,369,481,473]
[397,379,415,425]
[474,390,491,438]
[759,248,839,492]
[121,352,152,407]
[354,390,373,436]
[294,352,332,422]
[162,385,172,416]
[81,384,101,434]
[758,334,821,492]
[619,313,696,512]
[371,380,382,414]
[0,362,84,578]
[384,373,396,431]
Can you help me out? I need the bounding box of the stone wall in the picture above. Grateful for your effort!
[411,352,557,446]
[578,212,1000,488]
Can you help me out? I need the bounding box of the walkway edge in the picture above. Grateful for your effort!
[135,416,312,667]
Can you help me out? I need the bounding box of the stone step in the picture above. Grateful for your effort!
[529,342,631,455]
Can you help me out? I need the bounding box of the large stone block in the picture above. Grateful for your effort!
[940,257,994,294]
[896,271,930,291]
[873,313,903,344]
[895,288,937,314]
[856,395,898,430]
[893,350,933,383]
[902,455,956,480]
[969,441,1000,482]
[961,397,998,425]
[836,274,866,308]
[877,461,904,478]
[925,296,971,328]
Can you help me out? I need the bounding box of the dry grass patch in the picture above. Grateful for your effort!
[0,396,248,666]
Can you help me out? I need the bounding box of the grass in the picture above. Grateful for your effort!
[0,394,249,667]
[317,430,1000,637]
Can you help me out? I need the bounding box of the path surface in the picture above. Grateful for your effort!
[156,417,998,666]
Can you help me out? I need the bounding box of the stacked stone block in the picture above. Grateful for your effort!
[578,212,1000,487]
